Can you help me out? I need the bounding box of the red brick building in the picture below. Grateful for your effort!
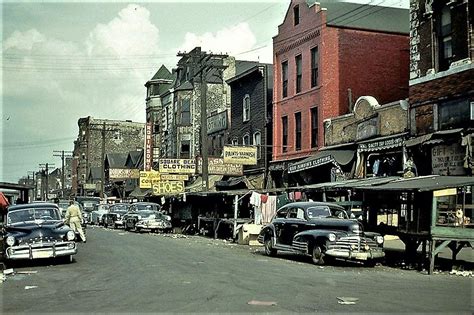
[271,0,409,185]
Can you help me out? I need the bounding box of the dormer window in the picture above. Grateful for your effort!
[243,94,250,122]
[294,5,300,26]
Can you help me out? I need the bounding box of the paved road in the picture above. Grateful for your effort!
[2,226,473,313]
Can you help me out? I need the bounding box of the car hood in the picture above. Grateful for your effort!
[6,221,72,244]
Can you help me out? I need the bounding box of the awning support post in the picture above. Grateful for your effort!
[233,194,238,240]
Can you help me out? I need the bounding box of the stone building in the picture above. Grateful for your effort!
[407,0,473,176]
[271,0,409,186]
[72,116,145,196]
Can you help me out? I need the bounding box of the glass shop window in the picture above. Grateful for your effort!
[435,186,473,228]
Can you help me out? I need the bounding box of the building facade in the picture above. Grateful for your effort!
[72,116,145,196]
[271,0,410,185]
[407,0,473,176]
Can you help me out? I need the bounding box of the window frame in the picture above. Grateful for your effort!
[282,61,288,98]
[243,94,250,122]
[282,116,288,153]
[295,112,302,151]
[295,54,302,94]
[293,5,300,26]
[311,46,319,88]
[311,107,318,148]
[253,131,262,160]
[180,98,191,125]
[243,134,250,146]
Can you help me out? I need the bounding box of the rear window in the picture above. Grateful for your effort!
[307,206,331,218]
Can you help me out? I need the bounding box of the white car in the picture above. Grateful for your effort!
[90,204,110,225]
[135,212,172,233]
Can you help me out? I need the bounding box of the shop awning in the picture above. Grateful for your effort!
[357,133,406,152]
[405,129,464,147]
[129,187,152,198]
[288,150,355,174]
[355,175,474,192]
[186,175,223,193]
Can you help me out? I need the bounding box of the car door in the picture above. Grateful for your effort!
[283,207,306,245]
[273,206,289,246]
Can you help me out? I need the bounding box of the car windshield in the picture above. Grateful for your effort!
[7,208,61,225]
[112,205,129,211]
[113,209,128,215]
[139,210,156,217]
[136,204,158,211]
[96,205,109,211]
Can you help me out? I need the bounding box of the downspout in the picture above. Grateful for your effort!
[263,65,269,188]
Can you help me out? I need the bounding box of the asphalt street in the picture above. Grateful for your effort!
[2,226,473,313]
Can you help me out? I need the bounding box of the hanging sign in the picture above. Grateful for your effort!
[109,168,140,179]
[160,174,189,181]
[144,122,153,171]
[159,159,196,174]
[152,181,185,195]
[223,146,257,165]
[139,171,160,188]
[197,157,243,176]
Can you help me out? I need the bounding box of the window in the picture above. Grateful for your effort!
[438,99,471,129]
[113,130,122,140]
[147,85,153,98]
[231,138,238,145]
[243,134,250,146]
[282,61,288,98]
[311,107,318,148]
[180,99,190,125]
[295,54,302,93]
[438,5,452,71]
[311,47,319,88]
[282,116,288,153]
[293,5,300,26]
[164,107,169,131]
[180,140,190,159]
[253,131,261,160]
[243,94,250,122]
[295,112,301,151]
[276,207,289,218]
[153,123,159,134]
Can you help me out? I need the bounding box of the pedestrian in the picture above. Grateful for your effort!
[65,200,87,243]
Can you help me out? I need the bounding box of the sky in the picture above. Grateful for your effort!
[1,0,409,183]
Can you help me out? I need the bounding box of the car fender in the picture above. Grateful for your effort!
[294,229,348,244]
[259,224,276,240]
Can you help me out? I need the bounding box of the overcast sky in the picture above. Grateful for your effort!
[1,0,409,183]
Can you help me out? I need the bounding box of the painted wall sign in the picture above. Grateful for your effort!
[144,122,153,171]
[84,183,97,190]
[152,181,185,195]
[139,170,160,188]
[358,136,404,152]
[159,159,196,174]
[223,146,257,165]
[207,111,228,134]
[432,143,465,175]
[288,155,334,174]
[197,157,243,176]
[109,168,140,179]
[356,116,379,140]
[433,188,457,197]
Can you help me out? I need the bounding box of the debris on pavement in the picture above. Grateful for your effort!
[247,300,277,306]
[3,268,14,275]
[24,286,38,290]
[337,297,359,305]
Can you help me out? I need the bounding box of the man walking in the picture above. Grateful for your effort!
[65,200,87,242]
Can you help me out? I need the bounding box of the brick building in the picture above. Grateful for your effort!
[271,0,409,186]
[72,116,145,196]
[407,0,473,176]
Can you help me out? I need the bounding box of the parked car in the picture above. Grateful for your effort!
[57,199,70,218]
[135,211,172,233]
[258,201,385,266]
[90,204,110,225]
[123,202,161,231]
[3,203,77,263]
[75,196,101,223]
[103,203,130,229]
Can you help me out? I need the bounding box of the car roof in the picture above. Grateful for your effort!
[279,201,345,210]
[8,203,59,211]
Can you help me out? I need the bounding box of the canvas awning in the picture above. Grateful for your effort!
[185,175,223,193]
[288,150,355,174]
[355,175,474,192]
[357,133,406,152]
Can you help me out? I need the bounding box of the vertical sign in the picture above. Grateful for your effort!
[144,122,153,171]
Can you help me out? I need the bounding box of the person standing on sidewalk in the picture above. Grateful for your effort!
[65,200,87,242]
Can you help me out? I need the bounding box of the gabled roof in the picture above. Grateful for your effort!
[227,63,273,85]
[105,153,128,169]
[125,150,143,169]
[149,65,173,82]
[88,167,102,181]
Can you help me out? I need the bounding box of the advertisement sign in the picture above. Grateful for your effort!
[197,157,243,176]
[223,146,257,165]
[139,171,160,189]
[152,181,185,195]
[159,159,196,174]
[207,111,228,134]
[432,143,465,175]
[84,183,96,190]
[144,122,153,171]
[109,168,140,179]
[160,174,189,181]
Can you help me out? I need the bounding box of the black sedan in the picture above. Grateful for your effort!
[258,201,385,266]
[3,203,77,262]
[103,203,130,229]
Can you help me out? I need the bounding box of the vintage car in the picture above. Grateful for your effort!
[123,202,161,231]
[3,203,77,262]
[103,203,130,229]
[90,204,110,225]
[135,211,172,233]
[258,201,385,266]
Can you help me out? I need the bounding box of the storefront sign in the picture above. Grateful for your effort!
[152,181,185,195]
[356,116,379,140]
[197,157,243,176]
[109,168,140,179]
[144,122,153,171]
[434,188,457,197]
[288,155,334,174]
[160,174,189,181]
[84,183,96,190]
[139,171,160,188]
[358,136,404,152]
[432,143,465,175]
[159,159,196,174]
[223,146,257,165]
[207,111,227,134]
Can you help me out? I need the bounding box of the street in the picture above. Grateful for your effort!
[2,226,473,313]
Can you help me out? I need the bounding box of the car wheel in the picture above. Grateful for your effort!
[311,244,327,265]
[136,227,141,233]
[264,236,277,257]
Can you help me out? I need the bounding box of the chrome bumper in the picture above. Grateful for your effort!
[6,241,77,260]
[325,248,385,260]
[136,222,171,230]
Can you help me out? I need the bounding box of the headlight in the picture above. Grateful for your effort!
[116,214,121,219]
[328,233,336,242]
[66,230,75,241]
[375,235,384,244]
[6,236,15,246]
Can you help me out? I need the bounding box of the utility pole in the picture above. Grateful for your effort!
[53,150,73,198]
[101,122,106,199]
[178,49,228,191]
[39,163,54,200]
